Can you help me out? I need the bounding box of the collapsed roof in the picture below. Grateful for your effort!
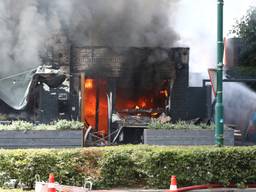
[0,66,65,110]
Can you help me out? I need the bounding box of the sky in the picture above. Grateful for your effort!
[174,0,256,86]
[225,0,256,34]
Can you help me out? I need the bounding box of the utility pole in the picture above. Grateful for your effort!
[215,0,224,146]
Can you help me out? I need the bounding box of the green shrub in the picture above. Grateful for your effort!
[0,121,34,131]
[0,120,84,131]
[1,146,256,189]
[0,114,7,121]
[148,120,214,130]
[100,149,144,187]
[0,148,102,189]
[53,120,84,130]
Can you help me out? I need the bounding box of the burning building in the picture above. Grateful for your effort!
[0,43,211,144]
[0,0,211,145]
[72,46,189,144]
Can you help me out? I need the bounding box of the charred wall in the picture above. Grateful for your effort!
[170,61,209,122]
[69,47,186,121]
[36,46,209,124]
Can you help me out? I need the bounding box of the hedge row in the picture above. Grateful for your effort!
[147,120,214,130]
[1,145,256,189]
[0,120,84,131]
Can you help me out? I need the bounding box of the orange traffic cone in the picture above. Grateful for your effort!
[169,175,178,191]
[48,173,56,192]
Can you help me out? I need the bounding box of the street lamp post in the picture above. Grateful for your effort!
[215,0,224,146]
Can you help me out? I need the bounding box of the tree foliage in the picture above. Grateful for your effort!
[232,7,256,66]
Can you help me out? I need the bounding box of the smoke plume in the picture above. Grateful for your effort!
[175,0,256,86]
[0,0,180,78]
[58,0,180,47]
[0,0,49,77]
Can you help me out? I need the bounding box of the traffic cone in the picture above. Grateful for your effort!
[48,173,56,192]
[169,175,178,191]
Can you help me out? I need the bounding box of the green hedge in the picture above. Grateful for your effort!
[0,148,102,189]
[0,120,84,131]
[147,120,214,130]
[1,146,256,189]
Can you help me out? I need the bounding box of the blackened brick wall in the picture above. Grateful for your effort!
[170,64,189,121]
[186,87,209,120]
[170,65,209,121]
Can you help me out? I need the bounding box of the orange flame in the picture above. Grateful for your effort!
[85,79,93,89]
[160,90,168,97]
[140,100,147,108]
[83,79,108,136]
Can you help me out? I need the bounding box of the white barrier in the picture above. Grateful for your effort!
[35,175,93,192]
[35,175,46,192]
